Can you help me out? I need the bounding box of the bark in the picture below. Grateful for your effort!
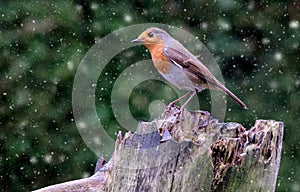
[33,106,283,192]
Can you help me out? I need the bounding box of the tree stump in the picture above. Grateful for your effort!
[33,107,283,192]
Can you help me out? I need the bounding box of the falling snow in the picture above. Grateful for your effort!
[289,20,299,29]
[124,14,133,23]
[1,1,299,191]
[262,38,270,45]
[44,154,53,164]
[67,61,74,70]
[217,19,231,30]
[274,52,283,61]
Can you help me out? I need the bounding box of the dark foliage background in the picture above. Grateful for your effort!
[1,0,299,191]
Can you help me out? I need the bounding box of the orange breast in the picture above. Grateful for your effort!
[148,44,170,74]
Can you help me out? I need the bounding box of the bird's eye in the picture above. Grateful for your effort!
[148,32,154,38]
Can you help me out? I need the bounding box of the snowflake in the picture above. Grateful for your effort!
[289,20,299,29]
[274,52,283,61]
[124,14,133,23]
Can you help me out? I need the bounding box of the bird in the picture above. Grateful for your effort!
[131,27,247,110]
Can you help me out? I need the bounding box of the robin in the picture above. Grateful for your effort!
[131,27,247,110]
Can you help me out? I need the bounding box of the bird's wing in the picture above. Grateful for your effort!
[163,46,220,89]
[164,45,248,109]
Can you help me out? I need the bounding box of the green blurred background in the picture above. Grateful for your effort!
[1,0,299,191]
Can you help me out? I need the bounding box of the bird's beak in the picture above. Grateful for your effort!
[131,38,142,43]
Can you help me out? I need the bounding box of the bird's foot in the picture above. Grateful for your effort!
[160,108,185,142]
[172,106,188,123]
[175,108,183,121]
[160,104,187,142]
[166,101,180,111]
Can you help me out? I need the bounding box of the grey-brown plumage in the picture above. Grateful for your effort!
[132,27,247,109]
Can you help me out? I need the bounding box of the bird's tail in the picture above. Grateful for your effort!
[216,83,248,109]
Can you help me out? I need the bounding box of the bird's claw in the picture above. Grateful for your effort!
[174,108,184,122]
[166,101,179,111]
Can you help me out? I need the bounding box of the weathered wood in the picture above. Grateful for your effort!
[210,120,283,192]
[31,172,104,192]
[33,107,283,192]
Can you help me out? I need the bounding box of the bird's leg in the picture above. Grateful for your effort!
[167,91,192,108]
[172,91,197,122]
[180,91,197,109]
[162,91,197,142]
